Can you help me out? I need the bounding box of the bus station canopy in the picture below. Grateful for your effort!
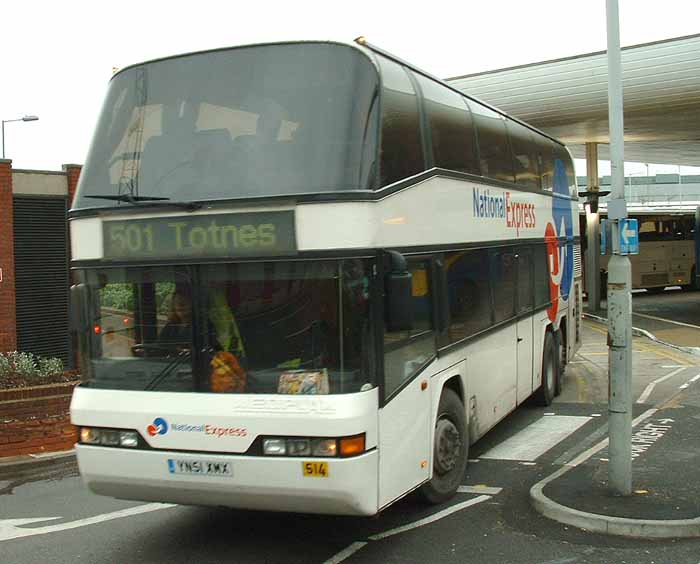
[446,34,700,167]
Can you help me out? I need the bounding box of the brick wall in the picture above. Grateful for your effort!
[62,163,82,207]
[0,159,17,352]
[0,381,79,457]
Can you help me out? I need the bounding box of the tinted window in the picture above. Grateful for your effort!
[377,57,424,187]
[516,246,534,313]
[74,44,380,210]
[637,215,694,241]
[470,101,514,183]
[445,249,492,343]
[508,120,540,190]
[384,260,435,396]
[537,138,555,191]
[534,244,551,307]
[490,249,517,323]
[414,74,479,175]
[553,143,576,198]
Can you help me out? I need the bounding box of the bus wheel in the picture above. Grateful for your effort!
[553,329,564,397]
[535,331,558,406]
[419,388,468,505]
[682,267,698,291]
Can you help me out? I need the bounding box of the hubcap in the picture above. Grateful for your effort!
[434,417,461,475]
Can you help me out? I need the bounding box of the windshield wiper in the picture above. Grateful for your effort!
[83,193,202,211]
[145,349,192,391]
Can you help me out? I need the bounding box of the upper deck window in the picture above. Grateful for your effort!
[469,102,515,184]
[553,143,577,198]
[376,57,424,187]
[73,44,380,210]
[413,74,479,175]
[507,120,541,190]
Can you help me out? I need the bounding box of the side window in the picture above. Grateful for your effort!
[553,143,576,198]
[377,56,424,187]
[537,138,555,191]
[534,244,551,307]
[469,101,515,184]
[507,120,541,190]
[384,260,436,397]
[413,74,480,175]
[490,249,517,323]
[445,249,492,344]
[516,247,534,313]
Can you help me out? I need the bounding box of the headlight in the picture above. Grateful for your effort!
[80,427,101,444]
[100,430,120,446]
[261,434,365,458]
[311,439,337,457]
[79,427,139,448]
[119,431,139,448]
[286,439,311,456]
[263,438,287,456]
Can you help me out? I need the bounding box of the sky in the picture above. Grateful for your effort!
[1,0,699,176]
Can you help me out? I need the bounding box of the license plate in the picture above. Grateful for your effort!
[167,458,232,477]
[302,461,329,478]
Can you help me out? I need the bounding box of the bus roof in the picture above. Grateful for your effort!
[112,38,567,150]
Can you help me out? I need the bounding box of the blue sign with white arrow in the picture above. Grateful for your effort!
[619,218,639,255]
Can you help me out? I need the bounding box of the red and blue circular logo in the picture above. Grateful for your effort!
[147,417,169,437]
[546,159,574,321]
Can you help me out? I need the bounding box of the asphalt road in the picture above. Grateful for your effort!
[591,287,700,349]
[3,321,700,564]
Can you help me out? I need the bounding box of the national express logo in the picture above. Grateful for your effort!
[146,416,247,439]
[472,188,536,236]
[147,417,169,437]
[546,160,575,321]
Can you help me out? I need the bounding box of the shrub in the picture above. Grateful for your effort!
[0,351,64,380]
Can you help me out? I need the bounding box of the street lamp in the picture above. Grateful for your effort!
[1,115,39,159]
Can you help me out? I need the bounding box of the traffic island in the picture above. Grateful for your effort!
[530,395,700,538]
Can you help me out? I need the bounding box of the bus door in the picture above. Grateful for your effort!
[516,247,535,403]
[378,259,434,508]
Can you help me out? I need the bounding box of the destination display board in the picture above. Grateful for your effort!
[103,211,296,260]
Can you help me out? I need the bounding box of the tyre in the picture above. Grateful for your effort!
[535,331,558,406]
[419,388,468,505]
[553,329,565,397]
[682,267,698,291]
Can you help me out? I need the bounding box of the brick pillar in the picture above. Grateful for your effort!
[62,164,82,370]
[62,163,82,208]
[0,159,17,352]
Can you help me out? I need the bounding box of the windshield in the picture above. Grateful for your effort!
[78,259,375,394]
[73,43,379,210]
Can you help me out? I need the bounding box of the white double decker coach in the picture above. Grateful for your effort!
[69,39,582,516]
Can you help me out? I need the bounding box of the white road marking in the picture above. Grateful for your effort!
[637,367,687,403]
[457,486,503,495]
[322,542,368,564]
[633,312,700,331]
[563,408,658,468]
[480,416,591,461]
[324,495,491,563]
[0,503,176,542]
[679,373,700,390]
[368,495,491,540]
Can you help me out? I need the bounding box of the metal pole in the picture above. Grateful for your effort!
[606,0,632,496]
[1,121,5,159]
[585,143,601,312]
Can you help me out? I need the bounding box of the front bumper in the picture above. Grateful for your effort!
[76,445,379,516]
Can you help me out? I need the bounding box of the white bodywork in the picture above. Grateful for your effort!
[71,173,581,515]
